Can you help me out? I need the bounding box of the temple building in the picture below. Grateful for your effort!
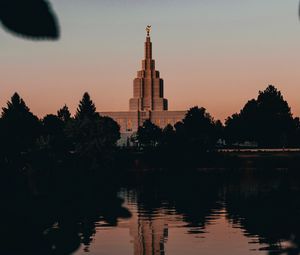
[101,26,186,142]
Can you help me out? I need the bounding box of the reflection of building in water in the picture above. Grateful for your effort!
[129,212,168,255]
[118,193,170,255]
[100,26,186,144]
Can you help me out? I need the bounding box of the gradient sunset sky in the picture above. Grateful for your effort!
[1,0,300,121]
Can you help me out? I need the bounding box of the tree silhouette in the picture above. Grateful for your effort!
[42,114,67,154]
[136,120,162,148]
[225,99,258,144]
[181,106,218,151]
[0,0,59,40]
[97,116,120,148]
[69,93,120,166]
[43,114,64,135]
[0,117,3,161]
[293,117,300,146]
[160,124,176,148]
[225,113,242,144]
[75,93,97,121]
[1,93,41,158]
[225,85,296,147]
[256,85,294,146]
[214,120,224,144]
[57,104,71,123]
[71,93,101,157]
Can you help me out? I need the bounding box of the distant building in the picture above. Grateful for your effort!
[100,27,186,143]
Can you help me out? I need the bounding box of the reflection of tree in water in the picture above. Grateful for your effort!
[126,172,222,236]
[123,171,243,255]
[125,170,300,255]
[4,164,300,255]
[167,176,222,234]
[0,163,131,255]
[225,172,300,255]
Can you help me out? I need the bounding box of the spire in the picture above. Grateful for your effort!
[129,25,168,112]
[145,25,152,60]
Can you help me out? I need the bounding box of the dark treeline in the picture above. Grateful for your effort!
[134,106,223,151]
[134,85,300,151]
[0,92,130,254]
[0,84,299,188]
[129,105,224,167]
[0,92,120,167]
[225,85,300,147]
[0,91,122,205]
[126,85,300,167]
[1,84,300,171]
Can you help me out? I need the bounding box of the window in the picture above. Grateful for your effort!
[126,120,133,132]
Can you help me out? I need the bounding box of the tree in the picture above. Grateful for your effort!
[293,117,300,146]
[69,93,120,164]
[57,104,71,123]
[225,113,242,144]
[1,93,41,158]
[136,120,162,148]
[225,99,258,144]
[43,114,64,135]
[97,117,120,148]
[214,120,225,145]
[181,106,217,151]
[42,114,67,153]
[71,92,99,156]
[0,118,4,161]
[75,93,97,121]
[225,85,297,147]
[70,116,120,160]
[160,124,176,148]
[255,85,294,146]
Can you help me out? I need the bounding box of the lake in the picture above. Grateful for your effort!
[71,170,300,255]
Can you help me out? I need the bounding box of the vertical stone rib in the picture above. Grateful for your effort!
[145,37,152,60]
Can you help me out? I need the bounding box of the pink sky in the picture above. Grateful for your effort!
[1,0,300,122]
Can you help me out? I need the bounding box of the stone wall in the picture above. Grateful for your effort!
[100,110,186,133]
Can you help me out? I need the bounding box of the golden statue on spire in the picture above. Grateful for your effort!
[146,25,151,37]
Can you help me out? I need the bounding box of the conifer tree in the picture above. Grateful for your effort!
[2,92,30,117]
[75,92,98,121]
[57,104,71,122]
[1,93,41,156]
[70,92,120,165]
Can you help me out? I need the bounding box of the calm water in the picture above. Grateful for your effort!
[70,171,300,255]
[2,169,300,255]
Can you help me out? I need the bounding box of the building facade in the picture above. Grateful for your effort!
[101,27,186,142]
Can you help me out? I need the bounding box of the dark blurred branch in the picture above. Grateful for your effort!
[0,0,59,40]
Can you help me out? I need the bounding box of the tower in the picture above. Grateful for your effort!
[101,26,186,141]
[129,26,168,112]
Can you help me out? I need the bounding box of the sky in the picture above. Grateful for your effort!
[1,0,300,121]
